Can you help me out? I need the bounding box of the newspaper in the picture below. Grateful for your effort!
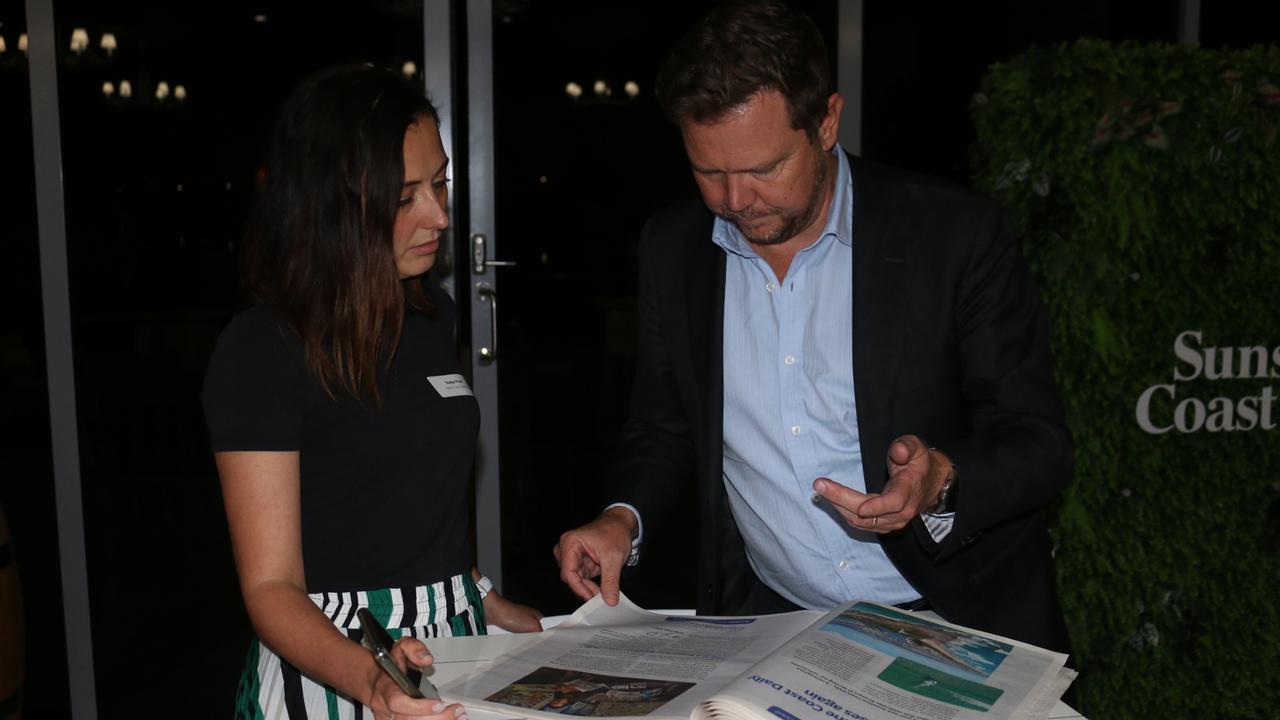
[437,595,1075,720]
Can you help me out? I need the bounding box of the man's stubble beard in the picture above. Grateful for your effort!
[723,147,830,247]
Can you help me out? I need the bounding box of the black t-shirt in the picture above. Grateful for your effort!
[201,286,478,593]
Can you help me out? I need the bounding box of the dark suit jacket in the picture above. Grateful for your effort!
[611,155,1073,653]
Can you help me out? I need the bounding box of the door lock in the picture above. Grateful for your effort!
[472,233,516,275]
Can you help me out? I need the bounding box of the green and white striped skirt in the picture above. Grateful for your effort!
[235,573,487,719]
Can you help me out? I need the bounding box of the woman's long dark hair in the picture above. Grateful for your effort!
[244,64,440,405]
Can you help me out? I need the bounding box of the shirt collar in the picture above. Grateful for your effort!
[712,142,853,258]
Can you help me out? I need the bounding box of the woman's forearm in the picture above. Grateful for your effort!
[244,578,380,705]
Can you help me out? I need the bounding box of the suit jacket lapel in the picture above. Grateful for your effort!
[683,211,727,538]
[850,158,907,494]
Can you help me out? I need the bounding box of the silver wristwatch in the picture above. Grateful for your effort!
[928,452,958,515]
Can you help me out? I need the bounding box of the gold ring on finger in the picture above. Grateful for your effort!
[872,516,878,529]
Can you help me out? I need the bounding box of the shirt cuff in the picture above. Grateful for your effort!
[921,511,955,543]
[604,502,643,566]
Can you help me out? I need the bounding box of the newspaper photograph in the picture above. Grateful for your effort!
[440,594,824,719]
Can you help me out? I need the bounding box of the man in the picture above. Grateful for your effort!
[554,0,1072,653]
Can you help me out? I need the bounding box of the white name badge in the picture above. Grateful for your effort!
[428,373,474,398]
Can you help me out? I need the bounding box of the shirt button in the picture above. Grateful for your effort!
[766,282,776,293]
[838,560,849,570]
[810,493,822,506]
[784,355,795,365]
[791,425,801,436]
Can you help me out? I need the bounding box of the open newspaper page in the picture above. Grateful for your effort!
[691,601,1076,720]
[439,594,824,720]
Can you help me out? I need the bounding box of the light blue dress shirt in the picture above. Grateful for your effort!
[716,146,922,609]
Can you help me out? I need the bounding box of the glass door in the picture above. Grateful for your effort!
[1,1,66,715]
[465,0,837,616]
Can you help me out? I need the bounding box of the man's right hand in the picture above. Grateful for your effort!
[553,507,637,606]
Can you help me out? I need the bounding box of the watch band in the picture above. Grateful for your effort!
[626,535,642,567]
[475,574,494,598]
[927,448,958,515]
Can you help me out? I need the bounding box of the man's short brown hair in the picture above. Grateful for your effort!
[655,0,832,139]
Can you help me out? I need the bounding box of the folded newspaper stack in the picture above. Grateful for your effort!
[437,594,1077,720]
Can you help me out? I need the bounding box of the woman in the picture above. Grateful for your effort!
[202,65,542,720]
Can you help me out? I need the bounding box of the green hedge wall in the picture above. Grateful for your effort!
[970,40,1280,719]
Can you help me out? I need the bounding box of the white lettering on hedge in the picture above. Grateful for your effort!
[1172,331,1203,380]
[1135,385,1174,433]
[1171,330,1280,380]
[1136,331,1278,434]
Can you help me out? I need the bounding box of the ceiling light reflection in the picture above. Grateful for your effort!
[70,27,89,54]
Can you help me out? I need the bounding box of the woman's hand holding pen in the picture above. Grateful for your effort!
[366,637,469,720]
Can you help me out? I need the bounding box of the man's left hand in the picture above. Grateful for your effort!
[813,434,950,534]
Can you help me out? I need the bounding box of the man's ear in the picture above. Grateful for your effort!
[819,92,844,152]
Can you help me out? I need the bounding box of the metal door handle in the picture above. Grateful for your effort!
[476,282,498,362]
[472,233,516,275]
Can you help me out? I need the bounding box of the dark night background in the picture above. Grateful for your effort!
[1,0,1273,716]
